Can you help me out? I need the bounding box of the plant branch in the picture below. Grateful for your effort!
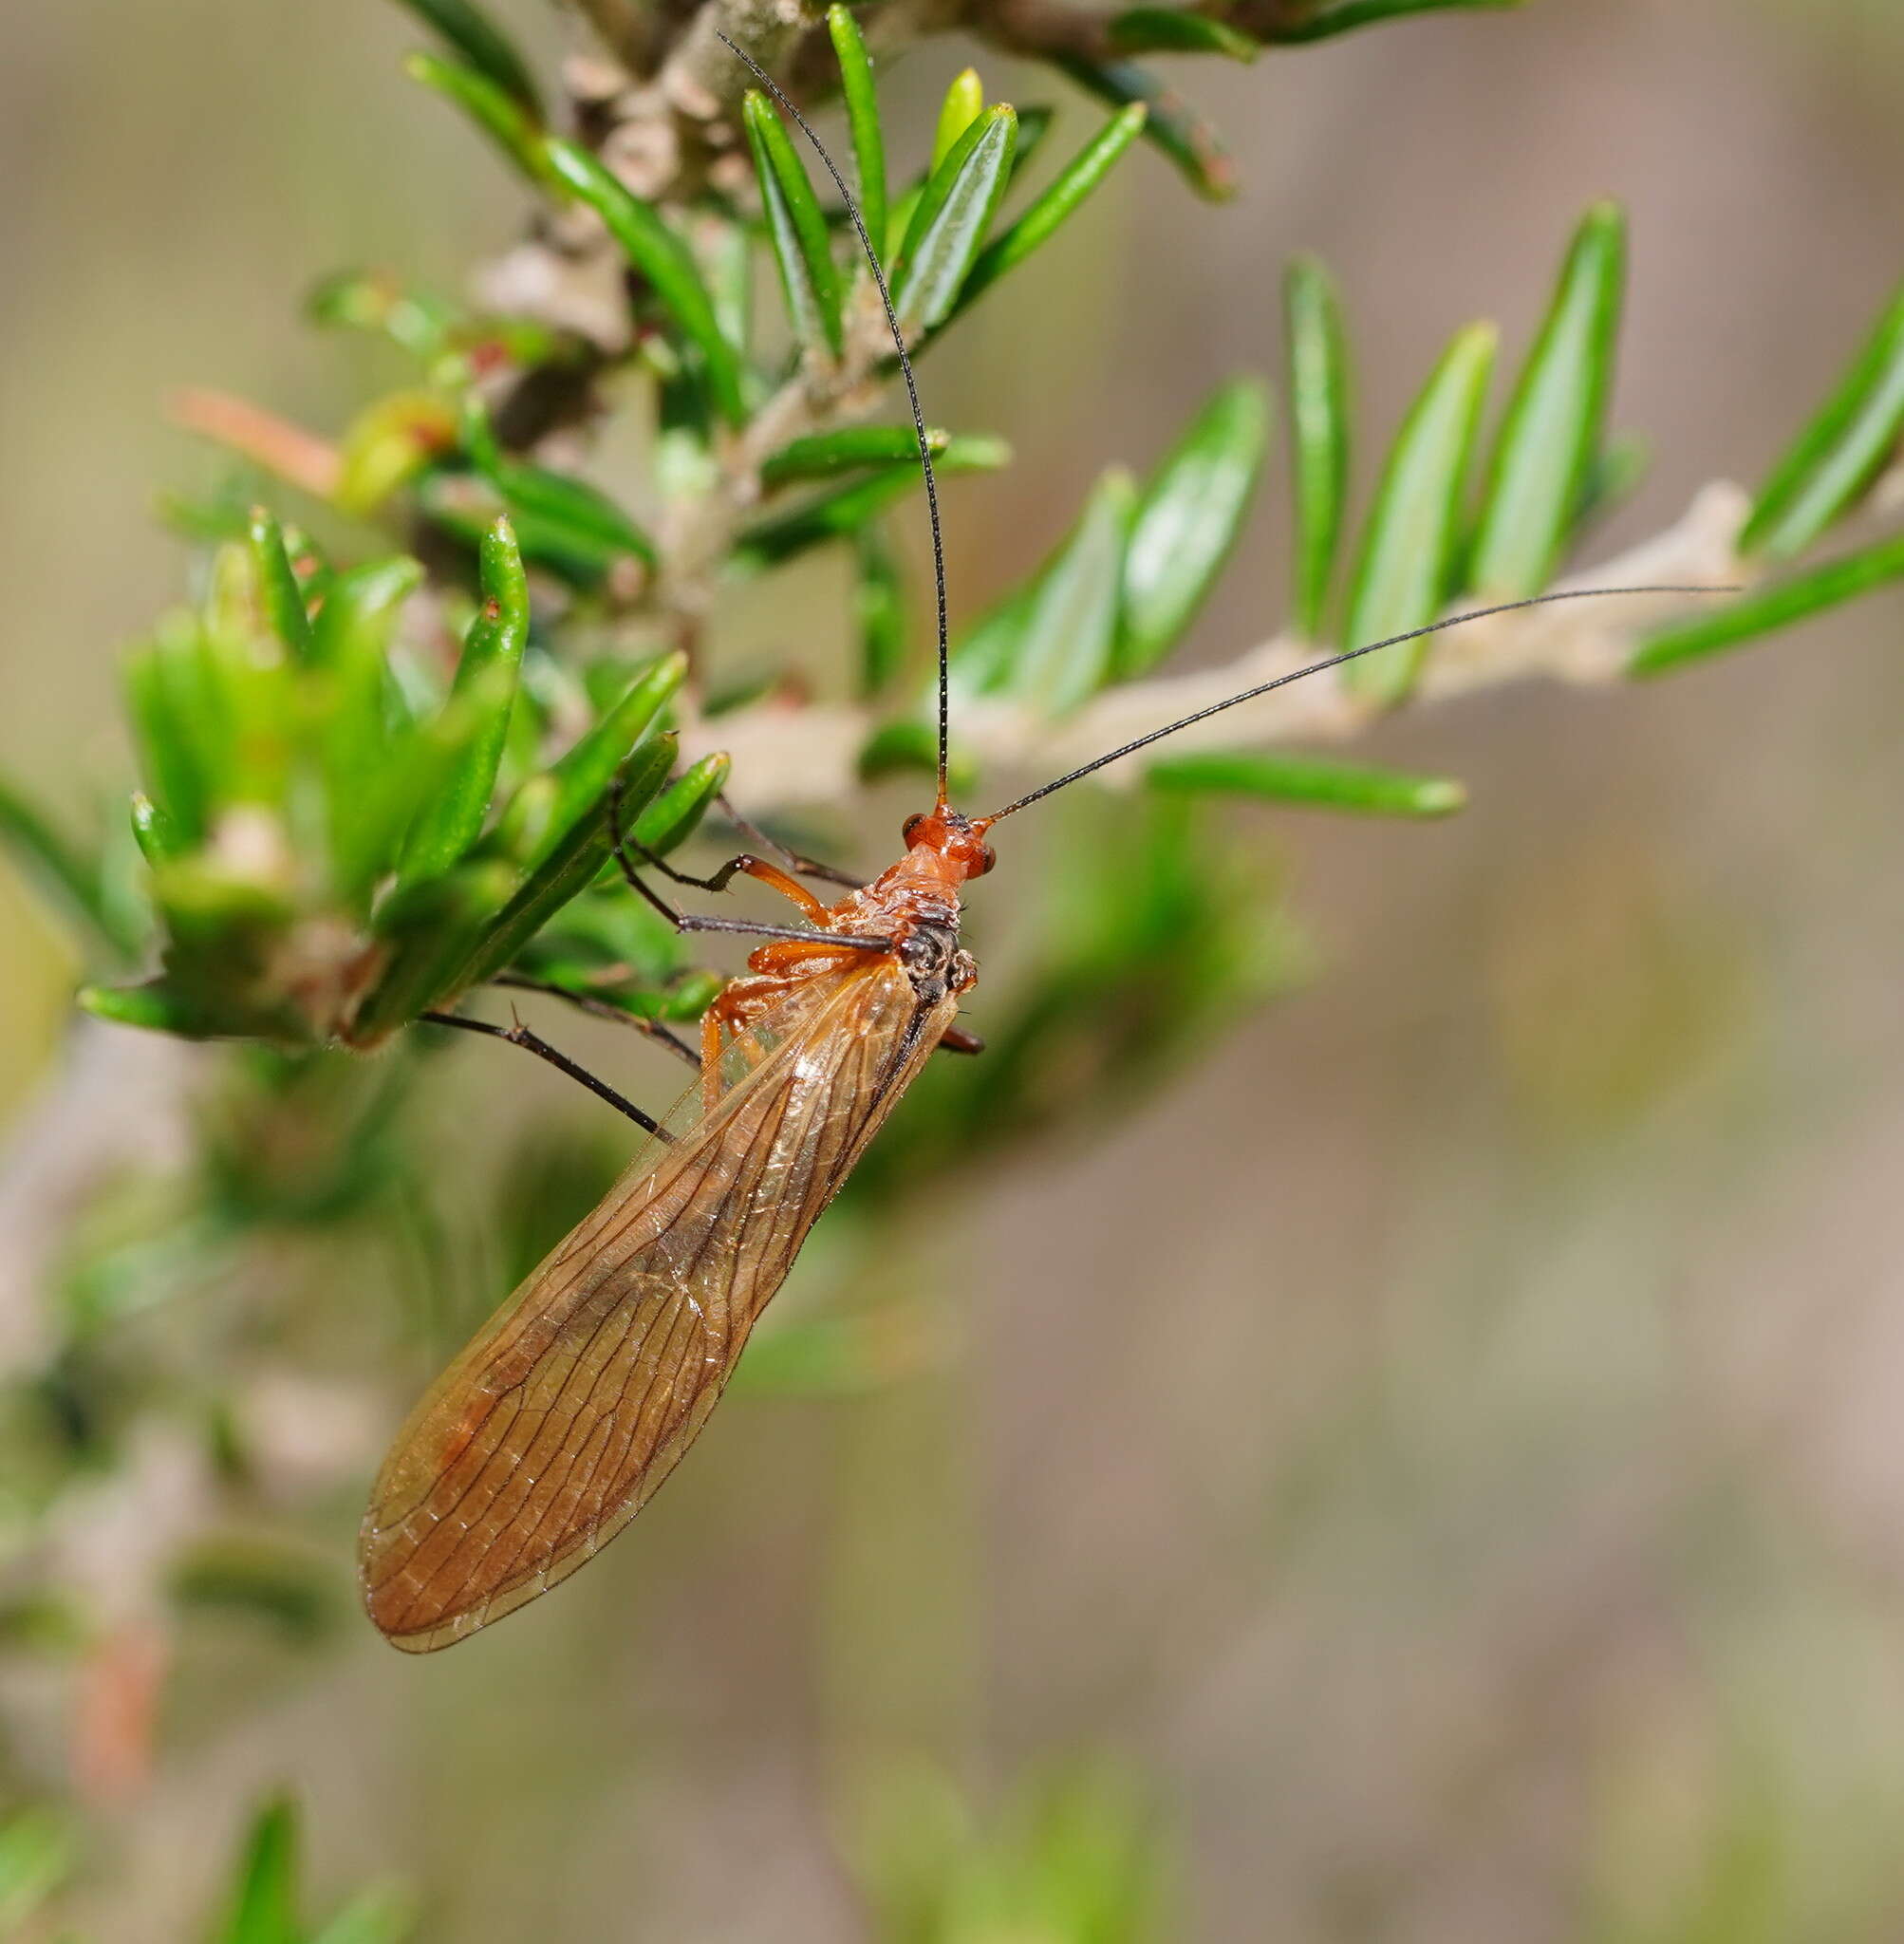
[682,482,1753,810]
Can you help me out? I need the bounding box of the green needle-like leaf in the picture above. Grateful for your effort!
[1341,320,1497,704]
[124,629,213,850]
[892,105,1018,333]
[78,975,241,1038]
[1629,534,1904,678]
[632,754,732,857]
[396,518,528,886]
[744,92,845,359]
[761,424,947,489]
[356,859,521,1043]
[1013,468,1139,715]
[1147,747,1467,816]
[545,137,749,427]
[0,774,136,957]
[1264,0,1522,41]
[535,652,687,868]
[217,1794,300,1944]
[933,68,985,169]
[1120,376,1271,676]
[733,436,1011,570]
[310,555,423,665]
[499,463,654,567]
[309,1883,419,1944]
[1284,255,1353,640]
[957,103,1148,314]
[395,0,542,114]
[855,528,908,700]
[1741,278,1904,562]
[404,51,551,190]
[946,584,1036,708]
[1108,9,1259,59]
[1469,202,1626,599]
[884,183,923,270]
[309,556,426,904]
[1054,58,1236,202]
[828,6,887,270]
[130,790,185,867]
[247,508,314,659]
[459,399,658,570]
[458,733,676,992]
[194,575,298,813]
[419,470,648,589]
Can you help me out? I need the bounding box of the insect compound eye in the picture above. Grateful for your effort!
[972,844,997,878]
[902,813,926,844]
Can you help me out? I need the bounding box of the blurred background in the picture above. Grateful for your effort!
[5,0,1904,1936]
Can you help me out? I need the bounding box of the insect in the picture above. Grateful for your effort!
[359,44,1722,1651]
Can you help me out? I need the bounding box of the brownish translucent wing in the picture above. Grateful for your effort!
[361,958,955,1652]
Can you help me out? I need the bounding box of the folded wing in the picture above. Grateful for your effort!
[361,959,952,1652]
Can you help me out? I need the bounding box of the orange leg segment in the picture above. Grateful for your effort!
[730,857,832,926]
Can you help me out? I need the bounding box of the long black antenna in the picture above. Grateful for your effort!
[716,31,952,809]
[985,585,1735,821]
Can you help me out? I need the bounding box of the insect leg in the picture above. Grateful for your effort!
[940,1024,985,1056]
[716,794,865,888]
[608,776,889,952]
[488,975,700,1071]
[627,847,833,924]
[700,1006,723,1119]
[420,1010,671,1140]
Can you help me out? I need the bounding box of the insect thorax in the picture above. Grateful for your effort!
[898,921,976,1005]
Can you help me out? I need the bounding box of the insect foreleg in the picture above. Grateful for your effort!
[625,845,832,925]
[715,794,866,889]
[607,777,890,952]
[420,1010,672,1139]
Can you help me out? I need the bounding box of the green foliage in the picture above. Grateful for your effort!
[1740,276,1904,561]
[956,103,1148,314]
[1108,9,1260,61]
[1148,747,1467,815]
[394,0,541,116]
[1468,202,1626,599]
[1284,255,1353,641]
[215,1795,414,1944]
[829,5,889,267]
[932,69,987,170]
[74,511,684,1046]
[1340,320,1498,703]
[544,138,749,425]
[1053,57,1236,201]
[893,105,1020,332]
[1258,0,1522,40]
[1630,532,1904,677]
[403,49,551,190]
[763,424,953,487]
[745,89,846,358]
[1120,377,1272,675]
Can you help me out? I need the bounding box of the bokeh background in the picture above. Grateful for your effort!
[6,0,1904,1936]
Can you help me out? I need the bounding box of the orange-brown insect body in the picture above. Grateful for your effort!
[360,809,992,1651]
[702,810,990,1097]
